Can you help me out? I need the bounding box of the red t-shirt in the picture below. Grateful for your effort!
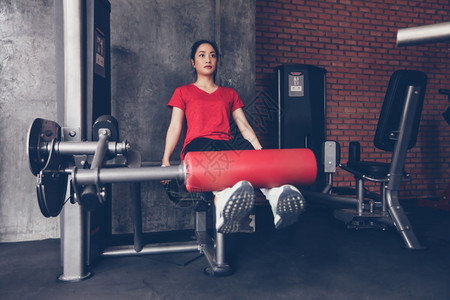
[168,84,244,158]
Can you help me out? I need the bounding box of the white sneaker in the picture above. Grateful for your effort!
[215,181,255,234]
[266,185,305,229]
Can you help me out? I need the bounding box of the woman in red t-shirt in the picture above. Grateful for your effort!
[162,40,304,234]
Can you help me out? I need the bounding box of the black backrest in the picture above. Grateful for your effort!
[374,70,427,151]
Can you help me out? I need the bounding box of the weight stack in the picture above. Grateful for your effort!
[275,64,327,191]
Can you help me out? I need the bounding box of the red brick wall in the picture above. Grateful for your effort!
[255,0,449,200]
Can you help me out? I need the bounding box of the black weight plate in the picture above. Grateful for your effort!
[37,170,68,217]
[27,119,44,176]
[35,136,67,218]
[27,118,61,176]
[36,184,50,218]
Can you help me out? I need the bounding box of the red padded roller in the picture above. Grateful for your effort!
[184,148,317,192]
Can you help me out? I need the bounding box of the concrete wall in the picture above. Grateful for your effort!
[0,0,255,241]
[0,1,59,241]
[110,0,255,234]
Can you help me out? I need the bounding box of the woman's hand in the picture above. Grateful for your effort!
[161,107,183,185]
[160,162,171,185]
[232,108,263,150]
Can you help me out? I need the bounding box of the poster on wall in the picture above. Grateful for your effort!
[95,27,105,78]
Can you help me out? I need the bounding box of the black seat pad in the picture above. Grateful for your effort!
[347,161,390,178]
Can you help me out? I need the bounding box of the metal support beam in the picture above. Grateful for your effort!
[58,0,91,282]
[72,164,186,185]
[102,243,200,257]
[386,86,423,250]
[49,140,128,156]
[397,22,450,46]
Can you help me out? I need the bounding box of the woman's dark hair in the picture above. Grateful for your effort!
[190,40,220,63]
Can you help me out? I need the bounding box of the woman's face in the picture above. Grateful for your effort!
[191,43,217,77]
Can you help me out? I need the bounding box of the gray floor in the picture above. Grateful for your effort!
[1,204,450,300]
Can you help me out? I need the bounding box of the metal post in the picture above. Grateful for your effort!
[215,233,226,266]
[80,131,109,208]
[59,196,91,281]
[381,183,387,213]
[131,182,143,252]
[386,86,423,249]
[58,0,91,281]
[357,179,364,216]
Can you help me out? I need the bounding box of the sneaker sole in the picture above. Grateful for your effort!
[218,183,255,234]
[275,188,305,229]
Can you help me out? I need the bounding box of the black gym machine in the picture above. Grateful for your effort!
[27,1,449,281]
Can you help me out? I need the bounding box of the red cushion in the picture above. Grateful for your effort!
[184,148,317,192]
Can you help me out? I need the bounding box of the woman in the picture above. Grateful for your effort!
[162,40,304,233]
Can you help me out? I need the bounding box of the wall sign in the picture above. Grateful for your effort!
[95,27,105,78]
[288,72,304,97]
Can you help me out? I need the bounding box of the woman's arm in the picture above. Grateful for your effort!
[162,107,184,166]
[232,108,263,150]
